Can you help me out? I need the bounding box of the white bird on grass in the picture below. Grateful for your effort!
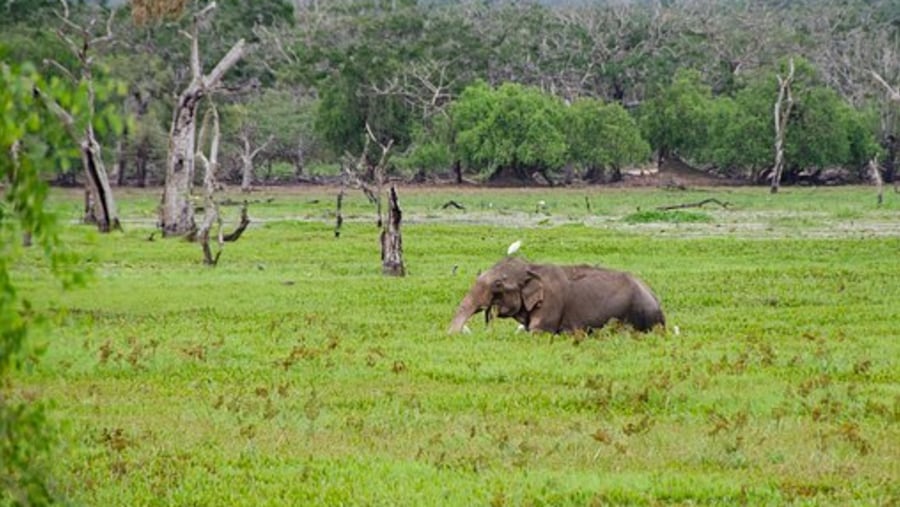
[507,239,522,256]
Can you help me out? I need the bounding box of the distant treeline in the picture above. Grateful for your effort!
[2,0,898,185]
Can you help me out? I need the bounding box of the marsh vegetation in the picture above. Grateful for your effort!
[11,185,900,505]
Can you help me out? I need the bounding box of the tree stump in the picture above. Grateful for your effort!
[334,187,344,238]
[381,185,405,277]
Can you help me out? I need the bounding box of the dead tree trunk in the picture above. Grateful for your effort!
[196,103,223,265]
[51,1,120,231]
[239,136,253,192]
[239,132,273,193]
[83,189,96,225]
[363,124,403,276]
[366,122,393,229]
[194,102,250,265]
[35,87,120,232]
[334,184,345,238]
[81,131,120,231]
[869,157,884,206]
[222,203,251,242]
[334,130,379,234]
[161,80,202,236]
[771,58,795,194]
[335,123,404,275]
[159,3,245,237]
[381,185,405,277]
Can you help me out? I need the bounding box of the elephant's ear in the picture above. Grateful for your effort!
[522,270,543,311]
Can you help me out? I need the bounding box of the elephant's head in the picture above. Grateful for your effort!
[448,257,544,333]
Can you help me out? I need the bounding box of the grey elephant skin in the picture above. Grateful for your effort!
[448,257,665,334]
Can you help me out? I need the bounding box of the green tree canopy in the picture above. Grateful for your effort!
[703,86,772,180]
[451,81,567,181]
[785,85,880,173]
[704,59,881,181]
[395,116,454,178]
[304,0,481,160]
[638,69,714,164]
[314,72,370,157]
[565,97,650,181]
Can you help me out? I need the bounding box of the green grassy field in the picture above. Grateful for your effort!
[11,185,900,505]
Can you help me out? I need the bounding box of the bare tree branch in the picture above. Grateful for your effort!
[90,7,116,46]
[57,0,69,19]
[54,24,81,58]
[42,58,77,82]
[32,86,79,141]
[203,40,247,90]
[194,2,217,22]
[871,71,900,102]
[657,198,731,211]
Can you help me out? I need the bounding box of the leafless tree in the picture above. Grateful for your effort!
[238,130,274,193]
[771,58,795,194]
[46,0,120,232]
[363,124,404,276]
[195,102,223,265]
[369,59,461,120]
[783,1,898,183]
[381,185,405,277]
[194,101,250,265]
[332,122,403,275]
[159,2,246,237]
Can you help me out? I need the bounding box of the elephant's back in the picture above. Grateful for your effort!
[565,268,664,331]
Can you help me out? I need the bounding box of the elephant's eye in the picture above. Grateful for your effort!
[491,279,504,292]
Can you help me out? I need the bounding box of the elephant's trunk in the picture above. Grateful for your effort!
[448,284,490,334]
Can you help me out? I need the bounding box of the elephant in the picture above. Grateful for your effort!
[448,257,665,334]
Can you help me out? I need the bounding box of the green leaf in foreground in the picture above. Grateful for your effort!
[1,59,89,505]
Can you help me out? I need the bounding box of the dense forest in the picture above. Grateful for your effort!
[2,0,898,190]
